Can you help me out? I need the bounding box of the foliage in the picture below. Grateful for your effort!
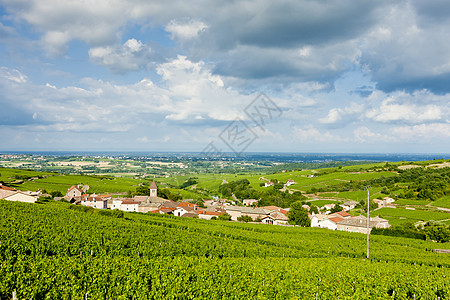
[424,222,450,243]
[134,184,149,196]
[288,201,311,227]
[179,177,198,189]
[158,188,182,201]
[237,215,253,222]
[0,201,449,299]
[218,213,232,221]
[330,205,343,213]
[371,227,426,241]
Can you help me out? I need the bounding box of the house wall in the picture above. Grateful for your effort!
[5,193,37,203]
[122,204,138,212]
[68,189,82,198]
[226,210,242,221]
[337,224,371,234]
[318,219,337,230]
[95,200,107,209]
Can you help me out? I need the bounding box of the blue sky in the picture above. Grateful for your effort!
[0,0,449,153]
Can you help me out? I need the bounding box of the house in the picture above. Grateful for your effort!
[81,195,108,209]
[336,215,390,234]
[341,201,359,211]
[174,206,197,217]
[285,179,296,186]
[268,211,289,225]
[67,185,83,198]
[261,215,276,225]
[318,216,344,230]
[119,199,140,212]
[196,209,223,220]
[243,199,258,206]
[322,203,335,211]
[0,184,17,199]
[138,202,162,213]
[4,192,37,203]
[329,211,351,219]
[370,216,391,229]
[261,206,288,214]
[310,214,328,227]
[302,204,310,211]
[264,181,274,187]
[374,197,396,208]
[177,201,198,210]
[225,206,268,221]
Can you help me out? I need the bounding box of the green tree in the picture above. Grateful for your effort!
[424,222,450,243]
[288,201,311,227]
[237,215,253,222]
[330,205,343,213]
[309,205,319,214]
[134,185,149,196]
[218,213,232,221]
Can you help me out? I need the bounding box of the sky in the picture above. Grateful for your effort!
[0,0,449,154]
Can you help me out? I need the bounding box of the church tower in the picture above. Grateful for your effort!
[149,180,158,197]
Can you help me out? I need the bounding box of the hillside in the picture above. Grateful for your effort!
[1,158,450,227]
[1,200,449,299]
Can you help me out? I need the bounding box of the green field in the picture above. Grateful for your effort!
[431,195,450,209]
[374,207,450,225]
[0,200,449,299]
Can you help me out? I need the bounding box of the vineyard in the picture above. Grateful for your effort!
[1,201,449,299]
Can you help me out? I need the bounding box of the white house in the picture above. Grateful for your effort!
[316,216,344,230]
[341,201,359,211]
[174,207,190,217]
[111,199,139,212]
[285,180,296,186]
[81,195,108,209]
[265,181,274,187]
[120,200,139,212]
[4,192,37,204]
[67,185,83,198]
[310,214,328,227]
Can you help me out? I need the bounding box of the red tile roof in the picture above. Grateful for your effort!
[0,184,16,191]
[335,211,351,218]
[328,216,344,224]
[121,200,140,205]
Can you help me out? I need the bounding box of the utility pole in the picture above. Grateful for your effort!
[365,186,371,259]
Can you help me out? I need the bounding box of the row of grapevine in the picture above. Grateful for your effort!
[0,200,449,299]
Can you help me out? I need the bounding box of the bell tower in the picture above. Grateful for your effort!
[149,180,157,197]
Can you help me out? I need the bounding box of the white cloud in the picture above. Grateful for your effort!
[392,123,450,140]
[0,67,27,83]
[319,108,342,124]
[293,125,345,143]
[166,19,208,41]
[353,126,388,143]
[366,92,446,123]
[89,39,161,73]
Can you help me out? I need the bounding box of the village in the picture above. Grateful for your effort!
[0,178,393,234]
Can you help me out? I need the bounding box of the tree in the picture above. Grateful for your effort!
[309,205,319,214]
[218,213,232,221]
[288,201,311,227]
[424,222,450,243]
[50,190,63,198]
[330,205,343,213]
[134,185,149,196]
[237,215,253,222]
